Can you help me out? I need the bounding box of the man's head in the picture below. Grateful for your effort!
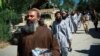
[62,11,68,19]
[55,11,62,22]
[21,8,41,33]
[71,11,75,16]
[26,8,41,23]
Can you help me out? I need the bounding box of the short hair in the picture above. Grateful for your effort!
[55,11,62,17]
[28,8,41,17]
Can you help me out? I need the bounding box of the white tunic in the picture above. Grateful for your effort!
[77,13,82,28]
[64,16,72,40]
[52,20,71,56]
[69,15,75,33]
[52,20,70,48]
[71,14,78,32]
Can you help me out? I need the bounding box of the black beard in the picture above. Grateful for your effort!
[62,16,67,20]
[62,15,68,20]
[56,18,62,23]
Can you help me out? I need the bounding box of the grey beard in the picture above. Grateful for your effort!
[21,22,39,33]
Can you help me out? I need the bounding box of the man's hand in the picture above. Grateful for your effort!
[68,41,72,52]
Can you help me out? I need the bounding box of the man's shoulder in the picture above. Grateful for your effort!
[38,26,51,32]
[52,21,59,27]
[60,20,66,24]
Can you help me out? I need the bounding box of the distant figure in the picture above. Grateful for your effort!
[69,12,75,33]
[77,11,82,28]
[90,9,99,31]
[93,10,99,31]
[17,8,60,56]
[71,11,78,33]
[82,11,90,33]
[62,11,72,52]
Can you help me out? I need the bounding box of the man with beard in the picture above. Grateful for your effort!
[17,8,60,56]
[62,11,72,52]
[52,11,72,56]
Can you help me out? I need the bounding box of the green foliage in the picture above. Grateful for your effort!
[8,0,36,13]
[51,0,74,10]
[63,0,74,10]
[0,9,20,25]
[0,0,37,41]
[0,0,36,13]
[0,23,10,41]
[0,9,20,41]
[76,0,89,11]
[77,0,100,12]
[89,0,100,12]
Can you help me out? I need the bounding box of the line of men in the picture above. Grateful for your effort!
[51,10,83,56]
[51,9,100,56]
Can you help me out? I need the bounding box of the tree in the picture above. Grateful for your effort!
[0,0,35,41]
[51,0,74,10]
[7,0,36,13]
[88,0,100,12]
[76,0,89,11]
[63,0,74,10]
[0,9,20,41]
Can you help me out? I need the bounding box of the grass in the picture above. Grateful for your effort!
[0,40,10,49]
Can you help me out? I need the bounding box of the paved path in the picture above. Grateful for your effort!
[69,21,100,56]
[0,21,100,56]
[0,45,17,56]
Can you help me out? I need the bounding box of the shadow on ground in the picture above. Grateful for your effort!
[75,29,86,34]
[75,45,100,56]
[75,32,85,34]
[89,28,100,39]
